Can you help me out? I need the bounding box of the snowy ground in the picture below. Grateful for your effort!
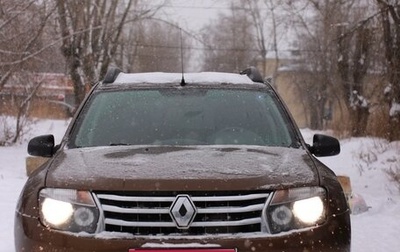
[1,119,400,251]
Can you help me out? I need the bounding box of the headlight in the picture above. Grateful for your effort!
[293,196,324,224]
[41,198,74,226]
[266,187,326,234]
[39,188,100,233]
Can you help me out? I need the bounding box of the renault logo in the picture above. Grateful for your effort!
[169,195,197,229]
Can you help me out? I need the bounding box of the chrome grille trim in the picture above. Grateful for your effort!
[105,217,262,228]
[191,217,262,227]
[192,193,270,201]
[97,194,176,202]
[105,219,177,227]
[95,191,271,235]
[101,203,265,215]
[197,204,265,214]
[102,205,170,214]
[97,193,269,202]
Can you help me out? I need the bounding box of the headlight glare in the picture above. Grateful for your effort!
[39,188,100,233]
[41,198,74,227]
[293,196,324,224]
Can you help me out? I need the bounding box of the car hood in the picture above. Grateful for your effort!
[45,145,319,191]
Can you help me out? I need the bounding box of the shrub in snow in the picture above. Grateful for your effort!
[0,117,12,146]
[385,165,400,193]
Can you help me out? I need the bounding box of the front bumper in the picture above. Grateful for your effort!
[15,211,350,252]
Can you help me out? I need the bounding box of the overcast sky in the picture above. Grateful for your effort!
[150,0,298,71]
[156,0,297,50]
[147,0,231,70]
[156,0,229,33]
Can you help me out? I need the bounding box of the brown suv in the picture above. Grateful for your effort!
[15,67,350,251]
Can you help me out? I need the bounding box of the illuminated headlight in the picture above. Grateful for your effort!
[41,198,74,226]
[39,188,100,233]
[293,196,324,224]
[266,187,326,234]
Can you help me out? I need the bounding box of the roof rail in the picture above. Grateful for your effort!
[240,66,264,83]
[103,67,122,84]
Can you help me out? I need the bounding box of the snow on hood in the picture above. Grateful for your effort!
[45,146,318,191]
[113,72,254,85]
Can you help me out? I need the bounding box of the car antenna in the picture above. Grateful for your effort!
[179,28,186,87]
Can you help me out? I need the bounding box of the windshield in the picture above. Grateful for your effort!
[69,88,296,148]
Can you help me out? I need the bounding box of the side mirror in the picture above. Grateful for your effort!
[27,135,55,157]
[309,134,340,157]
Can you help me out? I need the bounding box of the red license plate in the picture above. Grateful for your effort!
[130,249,236,252]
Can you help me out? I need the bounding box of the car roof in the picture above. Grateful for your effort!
[98,67,268,89]
[112,72,254,85]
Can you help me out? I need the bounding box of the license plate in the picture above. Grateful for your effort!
[130,249,236,252]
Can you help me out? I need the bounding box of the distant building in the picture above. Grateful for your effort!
[257,50,311,128]
[0,73,75,119]
[258,51,386,134]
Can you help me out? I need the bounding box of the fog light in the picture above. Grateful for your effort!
[293,196,324,224]
[41,198,74,227]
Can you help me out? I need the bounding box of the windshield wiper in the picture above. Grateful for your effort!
[109,143,130,146]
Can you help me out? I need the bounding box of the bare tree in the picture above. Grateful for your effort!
[56,0,163,105]
[245,0,287,78]
[287,0,341,130]
[336,20,374,136]
[0,0,58,91]
[10,72,43,143]
[118,20,192,73]
[201,2,257,72]
[0,0,65,144]
[0,72,43,145]
[375,0,400,140]
[288,0,375,134]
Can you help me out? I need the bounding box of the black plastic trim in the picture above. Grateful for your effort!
[103,67,122,84]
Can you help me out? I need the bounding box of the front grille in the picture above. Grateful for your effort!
[94,191,271,235]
